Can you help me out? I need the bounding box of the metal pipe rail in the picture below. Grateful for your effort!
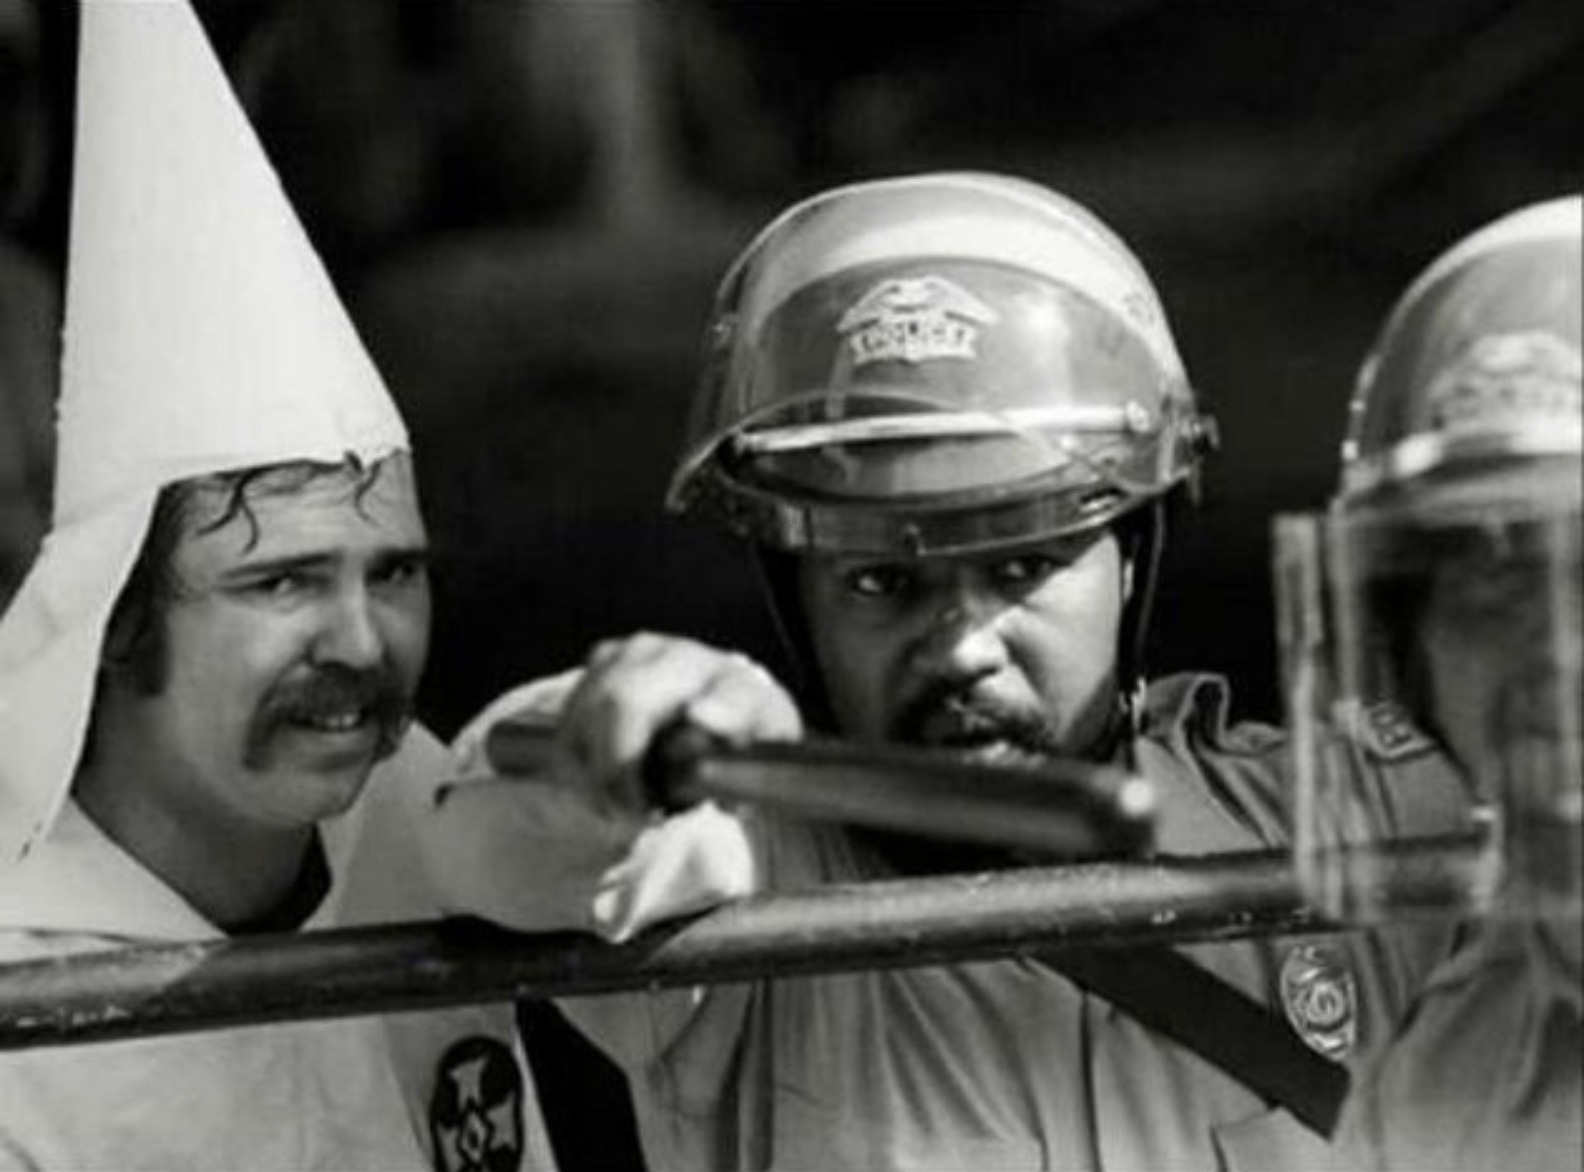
[0,838,1480,1051]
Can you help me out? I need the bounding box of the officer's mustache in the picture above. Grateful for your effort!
[245,664,412,767]
[890,682,1059,758]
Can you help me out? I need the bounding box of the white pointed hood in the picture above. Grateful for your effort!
[0,0,408,864]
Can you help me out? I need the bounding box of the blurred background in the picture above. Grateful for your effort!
[1,2,1579,1165]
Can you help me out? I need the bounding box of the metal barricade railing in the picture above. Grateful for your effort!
[0,837,1480,1051]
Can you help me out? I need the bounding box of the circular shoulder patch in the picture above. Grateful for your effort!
[1280,943,1357,1061]
[430,1035,524,1172]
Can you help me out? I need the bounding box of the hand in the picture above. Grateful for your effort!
[431,643,796,941]
[552,632,804,817]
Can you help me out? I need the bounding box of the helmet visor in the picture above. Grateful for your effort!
[1277,482,1583,922]
[676,259,1199,556]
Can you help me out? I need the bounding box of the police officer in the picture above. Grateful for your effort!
[1279,195,1582,1171]
[432,174,1468,1171]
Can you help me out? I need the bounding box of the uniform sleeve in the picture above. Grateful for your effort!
[425,673,772,1074]
[421,672,762,940]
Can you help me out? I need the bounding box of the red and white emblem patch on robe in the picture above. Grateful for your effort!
[430,1036,524,1172]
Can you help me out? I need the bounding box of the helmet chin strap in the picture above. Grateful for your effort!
[749,545,838,731]
[1115,497,1170,764]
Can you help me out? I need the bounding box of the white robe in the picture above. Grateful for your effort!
[0,725,558,1172]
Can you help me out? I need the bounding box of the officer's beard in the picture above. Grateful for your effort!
[856,681,1123,877]
[893,685,1066,761]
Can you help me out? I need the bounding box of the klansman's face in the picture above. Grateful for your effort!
[798,528,1129,762]
[118,455,432,836]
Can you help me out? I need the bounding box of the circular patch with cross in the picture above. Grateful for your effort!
[429,1036,524,1172]
[1280,943,1357,1060]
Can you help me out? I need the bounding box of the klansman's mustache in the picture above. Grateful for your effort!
[264,665,408,724]
[246,664,412,761]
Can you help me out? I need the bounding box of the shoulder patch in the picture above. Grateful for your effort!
[1352,701,1437,763]
[430,1035,524,1172]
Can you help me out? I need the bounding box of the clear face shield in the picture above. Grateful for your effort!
[1277,464,1583,922]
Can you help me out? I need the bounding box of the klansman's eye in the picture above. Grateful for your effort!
[376,558,426,587]
[248,572,308,600]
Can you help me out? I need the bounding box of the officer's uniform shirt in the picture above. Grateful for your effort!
[0,725,557,1172]
[1336,917,1582,1172]
[453,672,1466,1172]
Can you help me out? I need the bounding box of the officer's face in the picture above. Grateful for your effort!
[798,528,1128,761]
[1414,509,1582,916]
[104,455,432,836]
[1417,516,1582,790]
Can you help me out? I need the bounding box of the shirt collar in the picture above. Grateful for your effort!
[0,801,350,942]
[0,800,220,942]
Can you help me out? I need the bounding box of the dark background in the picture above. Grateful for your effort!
[1,3,1579,1168]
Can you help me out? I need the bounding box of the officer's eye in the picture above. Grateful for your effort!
[991,553,1059,588]
[842,564,915,600]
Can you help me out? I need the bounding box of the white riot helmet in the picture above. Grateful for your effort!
[1278,196,1583,921]
[668,173,1212,560]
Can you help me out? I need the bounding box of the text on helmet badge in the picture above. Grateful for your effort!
[838,275,998,367]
